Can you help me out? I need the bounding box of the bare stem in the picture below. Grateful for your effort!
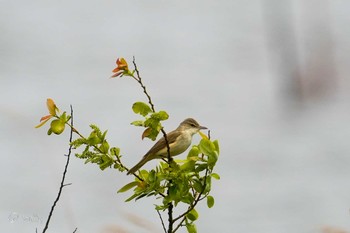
[157,210,167,233]
[132,56,173,232]
[42,105,75,233]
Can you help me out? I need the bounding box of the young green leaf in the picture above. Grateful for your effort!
[132,102,152,116]
[152,111,169,121]
[193,179,203,193]
[199,138,217,157]
[207,195,215,208]
[211,173,220,180]
[187,146,199,158]
[186,223,197,233]
[99,141,110,154]
[131,120,144,126]
[207,152,218,169]
[125,193,140,202]
[110,147,120,156]
[186,208,199,221]
[50,119,65,135]
[117,181,139,193]
[213,139,220,154]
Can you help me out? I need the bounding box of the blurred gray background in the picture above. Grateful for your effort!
[1,0,350,232]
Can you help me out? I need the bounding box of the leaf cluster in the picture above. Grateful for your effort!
[71,125,124,171]
[35,98,70,135]
[118,137,220,232]
[131,101,169,140]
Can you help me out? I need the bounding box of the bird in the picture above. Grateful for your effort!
[127,118,207,175]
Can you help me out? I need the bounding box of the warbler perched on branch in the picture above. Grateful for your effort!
[127,118,207,175]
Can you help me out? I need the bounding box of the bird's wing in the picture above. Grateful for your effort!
[144,130,181,157]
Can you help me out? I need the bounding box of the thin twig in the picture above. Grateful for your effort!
[73,227,78,233]
[131,56,171,162]
[42,105,75,233]
[132,56,155,112]
[157,210,167,233]
[132,57,174,232]
[62,183,72,187]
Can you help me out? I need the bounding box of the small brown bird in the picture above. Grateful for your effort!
[127,118,207,175]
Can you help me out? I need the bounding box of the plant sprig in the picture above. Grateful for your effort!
[36,57,220,233]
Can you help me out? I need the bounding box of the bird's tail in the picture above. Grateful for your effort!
[127,155,152,175]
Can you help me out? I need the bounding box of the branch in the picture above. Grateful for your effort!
[167,201,174,233]
[131,56,171,162]
[132,57,173,232]
[157,209,167,233]
[132,56,155,112]
[41,105,75,233]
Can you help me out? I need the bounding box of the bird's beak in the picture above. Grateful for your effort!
[199,125,207,130]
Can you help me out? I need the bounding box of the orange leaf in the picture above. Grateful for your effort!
[112,67,121,72]
[40,115,52,122]
[46,98,58,116]
[35,117,51,128]
[141,127,152,140]
[110,71,123,78]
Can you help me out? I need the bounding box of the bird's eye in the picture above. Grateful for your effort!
[190,123,196,127]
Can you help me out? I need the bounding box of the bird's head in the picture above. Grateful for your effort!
[178,118,207,136]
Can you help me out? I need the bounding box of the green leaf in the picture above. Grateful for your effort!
[59,111,68,122]
[187,146,199,158]
[168,185,177,199]
[99,155,113,170]
[181,193,195,205]
[87,132,100,145]
[207,152,218,169]
[99,141,110,154]
[70,138,86,149]
[110,147,120,156]
[213,140,220,155]
[203,175,212,194]
[155,204,168,211]
[193,179,203,193]
[132,102,152,116]
[47,128,52,135]
[125,193,140,202]
[117,181,139,193]
[50,119,65,135]
[101,130,108,140]
[180,160,195,171]
[199,139,217,157]
[131,120,144,126]
[135,193,148,201]
[195,163,207,173]
[152,111,169,121]
[186,223,197,233]
[211,173,220,180]
[186,208,199,221]
[207,195,215,208]
[148,170,156,182]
